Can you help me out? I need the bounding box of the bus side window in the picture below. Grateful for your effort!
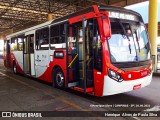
[11,38,17,51]
[36,31,40,50]
[7,41,10,54]
[50,24,66,49]
[30,35,34,53]
[17,36,23,51]
[59,24,65,43]
[36,27,49,50]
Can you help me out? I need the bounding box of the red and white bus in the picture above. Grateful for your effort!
[3,5,152,97]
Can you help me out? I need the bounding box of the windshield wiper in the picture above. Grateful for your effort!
[135,31,140,52]
[117,19,131,54]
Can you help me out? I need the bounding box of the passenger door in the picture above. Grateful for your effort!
[23,34,35,76]
[67,19,96,91]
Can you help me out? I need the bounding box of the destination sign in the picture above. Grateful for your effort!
[109,11,138,21]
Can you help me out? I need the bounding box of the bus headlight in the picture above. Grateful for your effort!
[108,69,123,82]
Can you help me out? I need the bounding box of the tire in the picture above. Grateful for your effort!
[53,68,65,89]
[13,62,17,74]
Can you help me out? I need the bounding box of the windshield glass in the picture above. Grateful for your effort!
[108,19,151,63]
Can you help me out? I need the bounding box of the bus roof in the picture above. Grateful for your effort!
[7,5,142,38]
[99,5,142,18]
[7,20,53,38]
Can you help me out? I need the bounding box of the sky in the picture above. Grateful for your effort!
[125,0,160,24]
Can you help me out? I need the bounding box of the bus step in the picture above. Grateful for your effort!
[72,87,94,93]
[86,87,94,93]
[68,82,79,87]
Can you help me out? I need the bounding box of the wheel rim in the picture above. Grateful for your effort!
[56,72,64,87]
[13,64,16,73]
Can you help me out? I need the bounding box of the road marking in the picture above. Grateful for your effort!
[55,105,71,111]
[0,68,6,71]
[1,71,88,111]
[0,71,6,76]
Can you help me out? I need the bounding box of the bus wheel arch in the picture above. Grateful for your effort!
[52,66,65,89]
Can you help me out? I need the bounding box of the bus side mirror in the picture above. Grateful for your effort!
[103,18,111,38]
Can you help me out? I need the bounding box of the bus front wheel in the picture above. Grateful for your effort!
[53,68,65,89]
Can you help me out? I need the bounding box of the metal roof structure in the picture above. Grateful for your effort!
[0,0,148,36]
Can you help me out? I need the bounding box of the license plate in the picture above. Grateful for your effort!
[133,84,141,90]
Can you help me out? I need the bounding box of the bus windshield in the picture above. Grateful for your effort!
[108,19,151,63]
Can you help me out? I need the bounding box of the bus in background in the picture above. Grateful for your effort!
[3,5,152,97]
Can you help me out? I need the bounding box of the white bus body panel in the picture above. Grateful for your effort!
[35,50,50,77]
[103,74,152,96]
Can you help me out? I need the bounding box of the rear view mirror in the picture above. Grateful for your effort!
[103,18,111,38]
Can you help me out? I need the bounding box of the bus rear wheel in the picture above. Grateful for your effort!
[53,68,65,89]
[13,62,17,74]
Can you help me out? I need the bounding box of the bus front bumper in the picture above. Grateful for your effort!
[102,74,152,96]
